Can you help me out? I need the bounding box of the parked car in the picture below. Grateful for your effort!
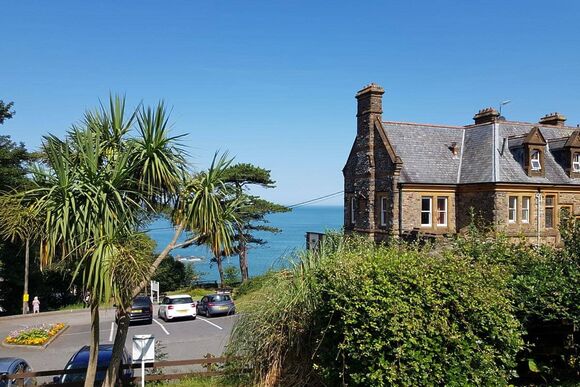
[54,344,132,385]
[158,295,196,321]
[197,293,236,317]
[116,295,153,325]
[0,358,34,387]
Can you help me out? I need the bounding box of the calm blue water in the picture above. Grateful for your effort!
[147,206,343,281]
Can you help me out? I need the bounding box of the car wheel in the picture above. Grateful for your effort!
[205,309,211,318]
[192,315,196,320]
[147,318,153,325]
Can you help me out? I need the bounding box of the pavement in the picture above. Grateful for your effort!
[0,305,236,375]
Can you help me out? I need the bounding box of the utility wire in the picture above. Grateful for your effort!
[143,191,345,232]
[288,190,344,209]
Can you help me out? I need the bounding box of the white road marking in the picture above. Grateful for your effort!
[109,322,115,342]
[197,317,223,330]
[153,318,170,335]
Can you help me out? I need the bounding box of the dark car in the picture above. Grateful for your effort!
[0,358,33,387]
[117,296,153,325]
[55,344,132,385]
[197,293,235,317]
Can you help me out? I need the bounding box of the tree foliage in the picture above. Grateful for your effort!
[0,100,15,125]
[227,235,524,386]
[223,163,290,281]
[152,256,192,292]
[0,135,31,191]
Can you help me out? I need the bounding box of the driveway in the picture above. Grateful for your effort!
[0,306,236,374]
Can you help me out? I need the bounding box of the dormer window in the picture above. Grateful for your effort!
[573,153,580,172]
[522,127,546,177]
[530,150,541,171]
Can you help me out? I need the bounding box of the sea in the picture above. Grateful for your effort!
[147,205,343,282]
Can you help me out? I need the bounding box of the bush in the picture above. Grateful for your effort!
[227,236,524,386]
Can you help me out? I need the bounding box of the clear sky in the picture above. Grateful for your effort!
[2,1,580,205]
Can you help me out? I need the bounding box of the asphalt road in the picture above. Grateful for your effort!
[0,305,236,374]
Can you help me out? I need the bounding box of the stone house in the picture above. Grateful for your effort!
[343,83,580,244]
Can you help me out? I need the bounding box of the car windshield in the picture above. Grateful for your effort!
[169,297,193,304]
[62,359,109,383]
[211,295,231,302]
[132,297,151,307]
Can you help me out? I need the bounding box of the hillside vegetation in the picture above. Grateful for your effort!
[226,227,580,386]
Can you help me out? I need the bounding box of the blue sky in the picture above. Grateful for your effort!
[2,1,580,205]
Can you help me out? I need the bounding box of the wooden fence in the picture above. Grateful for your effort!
[1,356,229,386]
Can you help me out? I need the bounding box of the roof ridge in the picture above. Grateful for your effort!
[382,120,464,129]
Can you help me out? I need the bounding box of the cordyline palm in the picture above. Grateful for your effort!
[24,96,186,387]
[0,194,43,314]
[176,153,242,287]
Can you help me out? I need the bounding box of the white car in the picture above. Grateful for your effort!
[158,295,196,321]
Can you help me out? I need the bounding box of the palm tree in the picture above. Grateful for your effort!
[0,195,42,314]
[177,153,242,286]
[22,97,241,387]
[24,96,187,387]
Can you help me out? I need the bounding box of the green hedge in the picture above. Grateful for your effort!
[312,242,522,386]
[227,237,525,386]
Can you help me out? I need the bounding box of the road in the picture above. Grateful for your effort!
[0,305,236,374]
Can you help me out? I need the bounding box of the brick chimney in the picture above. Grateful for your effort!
[473,107,500,125]
[539,112,567,126]
[356,83,384,135]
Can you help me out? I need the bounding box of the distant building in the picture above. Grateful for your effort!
[343,83,580,244]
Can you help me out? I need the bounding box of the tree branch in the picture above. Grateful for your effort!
[131,222,185,298]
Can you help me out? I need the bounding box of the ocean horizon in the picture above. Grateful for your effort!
[147,205,344,282]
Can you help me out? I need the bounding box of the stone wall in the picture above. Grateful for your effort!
[400,190,456,234]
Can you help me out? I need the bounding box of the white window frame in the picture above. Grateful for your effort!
[530,150,541,171]
[521,196,530,224]
[421,197,432,227]
[508,196,517,223]
[380,197,387,226]
[573,153,580,172]
[350,197,356,225]
[436,197,448,227]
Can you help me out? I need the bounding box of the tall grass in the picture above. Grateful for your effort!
[224,232,352,386]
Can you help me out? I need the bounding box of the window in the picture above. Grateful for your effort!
[530,150,541,171]
[522,196,530,223]
[421,197,432,226]
[350,197,356,225]
[508,196,517,223]
[573,153,580,172]
[545,195,555,228]
[380,197,388,226]
[437,197,447,226]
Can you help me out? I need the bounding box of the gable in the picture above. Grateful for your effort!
[524,126,547,146]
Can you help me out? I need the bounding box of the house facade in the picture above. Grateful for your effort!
[343,83,580,244]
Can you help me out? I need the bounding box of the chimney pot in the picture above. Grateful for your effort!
[539,112,567,126]
[473,107,500,125]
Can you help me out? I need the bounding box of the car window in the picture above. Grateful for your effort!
[212,295,231,302]
[171,297,193,304]
[201,297,208,303]
[133,297,151,306]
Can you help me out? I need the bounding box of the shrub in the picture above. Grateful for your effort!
[226,236,523,386]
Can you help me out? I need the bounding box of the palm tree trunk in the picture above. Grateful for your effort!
[22,238,30,314]
[103,305,130,387]
[238,241,249,282]
[217,255,225,287]
[84,300,100,387]
[105,224,185,386]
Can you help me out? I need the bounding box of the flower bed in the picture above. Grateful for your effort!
[4,323,66,346]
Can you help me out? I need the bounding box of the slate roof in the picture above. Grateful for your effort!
[382,120,580,185]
